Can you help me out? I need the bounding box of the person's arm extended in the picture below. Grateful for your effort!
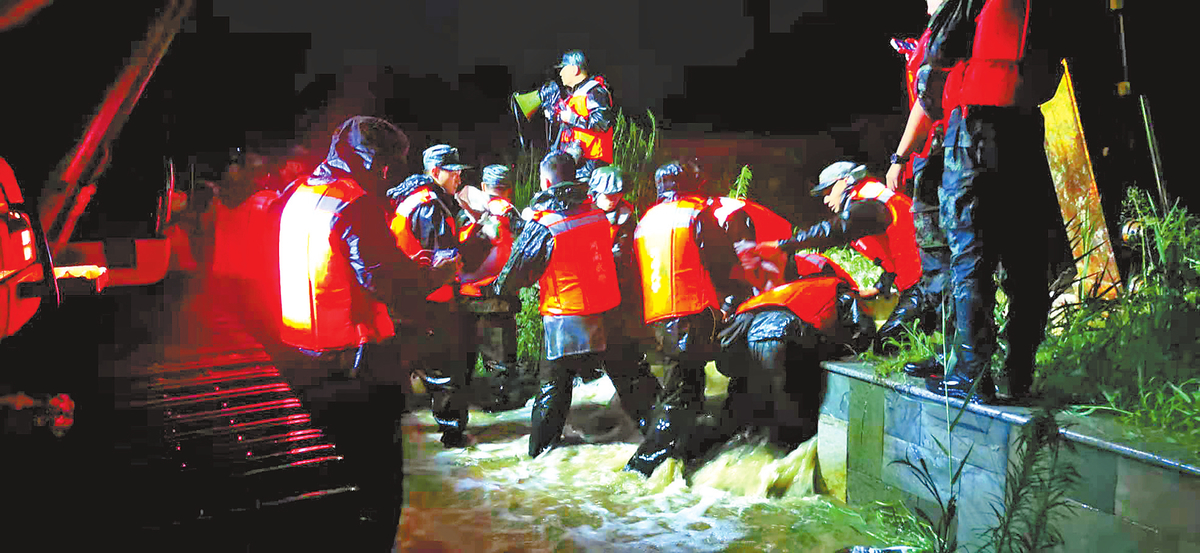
[886,102,933,191]
[773,200,891,253]
[695,206,753,314]
[410,202,458,253]
[338,198,453,308]
[492,221,554,297]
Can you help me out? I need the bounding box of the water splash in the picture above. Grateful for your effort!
[399,374,931,552]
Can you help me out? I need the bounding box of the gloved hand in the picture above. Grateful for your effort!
[718,312,755,349]
[559,109,580,126]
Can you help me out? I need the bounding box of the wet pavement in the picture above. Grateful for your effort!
[1,272,392,552]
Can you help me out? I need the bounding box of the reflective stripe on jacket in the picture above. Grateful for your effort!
[278,177,394,351]
[635,196,720,323]
[848,180,922,291]
[533,207,620,316]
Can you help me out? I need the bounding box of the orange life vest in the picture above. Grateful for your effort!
[531,207,621,316]
[278,176,395,352]
[634,196,720,323]
[457,195,516,297]
[390,184,456,302]
[559,77,615,164]
[736,276,844,335]
[848,180,922,291]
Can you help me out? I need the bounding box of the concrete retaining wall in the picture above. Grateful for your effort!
[817,361,1200,553]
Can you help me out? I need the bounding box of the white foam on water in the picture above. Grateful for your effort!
[402,373,929,552]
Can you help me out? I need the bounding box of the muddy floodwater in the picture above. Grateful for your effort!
[398,373,931,552]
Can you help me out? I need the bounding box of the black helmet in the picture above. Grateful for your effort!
[655,159,703,197]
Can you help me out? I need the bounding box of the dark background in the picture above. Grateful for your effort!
[0,0,1187,228]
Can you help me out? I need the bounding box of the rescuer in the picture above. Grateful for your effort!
[387,144,489,447]
[754,161,924,352]
[491,151,657,458]
[714,252,876,452]
[885,0,954,379]
[587,165,661,426]
[276,115,456,549]
[917,0,1065,402]
[457,164,532,412]
[547,50,616,181]
[624,159,750,477]
[709,195,797,294]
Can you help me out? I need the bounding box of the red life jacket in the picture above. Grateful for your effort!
[532,207,621,316]
[942,0,1060,110]
[897,29,946,183]
[278,176,395,352]
[635,196,720,323]
[709,197,794,243]
[558,76,615,164]
[848,180,922,291]
[736,276,843,334]
[390,184,455,302]
[458,195,516,298]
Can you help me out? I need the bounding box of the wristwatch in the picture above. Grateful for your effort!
[889,153,910,165]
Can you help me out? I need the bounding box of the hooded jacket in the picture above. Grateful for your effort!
[277,116,439,352]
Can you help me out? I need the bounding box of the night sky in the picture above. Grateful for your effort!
[0,0,1190,214]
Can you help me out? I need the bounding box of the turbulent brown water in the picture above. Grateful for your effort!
[398,372,930,552]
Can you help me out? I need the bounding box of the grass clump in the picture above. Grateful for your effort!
[1037,188,1200,458]
[984,406,1081,553]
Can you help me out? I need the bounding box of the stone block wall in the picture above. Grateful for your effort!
[818,362,1200,553]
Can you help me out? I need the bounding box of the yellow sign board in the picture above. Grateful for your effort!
[1041,60,1122,298]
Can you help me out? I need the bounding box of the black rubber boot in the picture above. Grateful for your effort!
[875,286,923,353]
[529,375,572,458]
[903,355,945,378]
[624,403,695,477]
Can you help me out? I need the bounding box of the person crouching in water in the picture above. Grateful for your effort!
[715,252,877,452]
[754,161,923,352]
[491,151,657,458]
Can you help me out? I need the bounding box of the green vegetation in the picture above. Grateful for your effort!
[728,165,753,201]
[610,109,660,213]
[1037,189,1200,458]
[984,408,1082,553]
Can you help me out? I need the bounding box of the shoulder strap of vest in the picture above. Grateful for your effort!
[574,78,601,97]
[538,208,607,236]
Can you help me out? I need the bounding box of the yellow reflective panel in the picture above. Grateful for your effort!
[279,190,324,332]
[1041,60,1122,299]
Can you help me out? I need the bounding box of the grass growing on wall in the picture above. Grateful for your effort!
[1039,189,1200,458]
